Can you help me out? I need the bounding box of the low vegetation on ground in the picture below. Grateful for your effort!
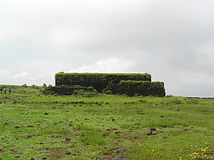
[0,85,214,160]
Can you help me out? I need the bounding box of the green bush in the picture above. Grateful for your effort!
[55,72,151,92]
[42,83,47,88]
[22,84,27,87]
[31,84,39,89]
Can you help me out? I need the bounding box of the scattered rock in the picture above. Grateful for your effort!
[100,147,132,160]
[27,125,34,127]
[26,136,33,139]
[66,151,71,155]
[0,148,4,153]
[15,126,20,129]
[15,156,20,158]
[131,149,137,153]
[183,128,192,131]
[106,128,118,131]
[115,131,122,135]
[209,151,214,155]
[147,127,156,135]
[65,138,70,142]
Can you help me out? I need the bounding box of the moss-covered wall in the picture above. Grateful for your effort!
[52,72,165,97]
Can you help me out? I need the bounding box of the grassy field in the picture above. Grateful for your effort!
[0,85,214,160]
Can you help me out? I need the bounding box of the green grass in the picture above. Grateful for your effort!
[0,85,214,159]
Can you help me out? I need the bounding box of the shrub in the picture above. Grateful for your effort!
[42,83,47,88]
[31,84,39,89]
[104,90,112,95]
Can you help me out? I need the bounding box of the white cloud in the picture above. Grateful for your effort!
[0,0,214,97]
[13,72,28,79]
[0,70,28,85]
[69,57,136,73]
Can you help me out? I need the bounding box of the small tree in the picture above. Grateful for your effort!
[42,83,47,88]
[31,84,39,89]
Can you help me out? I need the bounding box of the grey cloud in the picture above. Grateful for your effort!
[0,0,214,96]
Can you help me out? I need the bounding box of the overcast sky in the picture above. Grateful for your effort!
[0,0,214,97]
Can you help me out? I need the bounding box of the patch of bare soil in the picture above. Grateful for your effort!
[106,128,166,143]
[0,148,5,154]
[99,147,136,160]
[62,131,80,138]
[39,145,76,160]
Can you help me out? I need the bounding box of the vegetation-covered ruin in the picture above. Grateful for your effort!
[44,72,165,96]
